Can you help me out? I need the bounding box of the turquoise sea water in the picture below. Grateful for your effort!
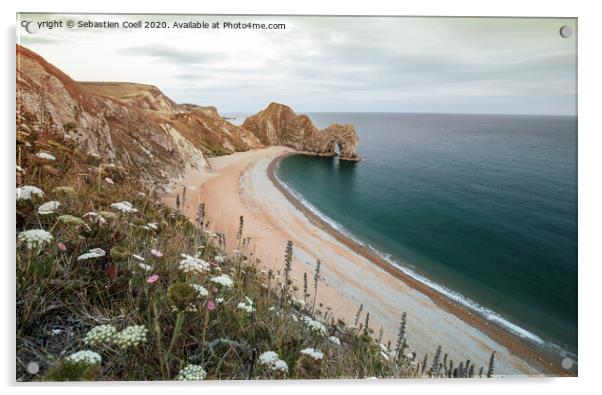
[275,113,577,358]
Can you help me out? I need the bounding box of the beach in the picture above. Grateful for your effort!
[165,146,564,377]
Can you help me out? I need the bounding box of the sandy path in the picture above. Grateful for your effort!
[166,146,542,376]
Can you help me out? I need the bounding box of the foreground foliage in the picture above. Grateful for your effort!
[16,127,494,381]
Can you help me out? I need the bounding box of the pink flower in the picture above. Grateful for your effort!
[207,300,216,311]
[146,274,159,284]
[150,249,163,258]
[57,242,67,251]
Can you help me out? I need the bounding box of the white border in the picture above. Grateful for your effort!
[3,1,600,394]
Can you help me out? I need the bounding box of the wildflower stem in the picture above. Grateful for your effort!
[166,312,184,363]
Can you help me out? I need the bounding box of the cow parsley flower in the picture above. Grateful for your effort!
[110,201,138,213]
[273,359,289,373]
[83,212,107,225]
[66,350,102,365]
[329,336,341,346]
[259,351,280,366]
[115,325,148,348]
[16,185,44,201]
[84,324,117,346]
[179,254,210,274]
[210,274,233,288]
[37,200,60,215]
[301,316,327,335]
[237,297,255,314]
[77,248,106,261]
[300,348,324,361]
[36,152,56,161]
[177,364,207,380]
[18,229,53,250]
[192,284,209,297]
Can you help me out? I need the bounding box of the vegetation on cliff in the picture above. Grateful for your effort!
[16,125,493,381]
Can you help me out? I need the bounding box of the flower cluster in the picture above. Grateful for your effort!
[192,284,209,297]
[237,297,255,314]
[301,316,327,336]
[84,324,117,346]
[179,254,210,274]
[177,364,207,380]
[18,229,53,250]
[210,274,234,288]
[328,336,342,346]
[77,248,106,261]
[16,185,44,201]
[115,325,148,348]
[258,351,289,373]
[37,200,60,215]
[83,212,107,225]
[300,348,324,361]
[110,201,138,213]
[66,350,102,365]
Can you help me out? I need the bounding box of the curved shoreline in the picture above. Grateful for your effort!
[267,151,571,377]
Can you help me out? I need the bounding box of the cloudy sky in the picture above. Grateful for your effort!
[18,14,577,115]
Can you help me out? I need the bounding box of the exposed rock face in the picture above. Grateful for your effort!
[16,45,359,188]
[242,102,360,161]
[16,45,262,185]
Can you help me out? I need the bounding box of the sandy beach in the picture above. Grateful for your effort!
[165,146,564,377]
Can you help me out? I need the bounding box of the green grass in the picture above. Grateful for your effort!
[16,129,494,381]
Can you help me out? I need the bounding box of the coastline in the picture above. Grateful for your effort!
[165,146,570,377]
[267,152,570,377]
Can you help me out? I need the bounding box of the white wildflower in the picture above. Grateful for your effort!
[66,350,102,365]
[110,201,138,213]
[179,254,210,274]
[37,200,60,215]
[215,297,225,304]
[301,316,327,335]
[115,325,148,348]
[404,351,415,360]
[142,222,158,231]
[138,263,152,271]
[83,212,107,225]
[300,348,324,361]
[177,364,207,380]
[258,351,280,366]
[77,248,106,261]
[329,336,341,346]
[18,229,53,250]
[104,177,114,185]
[36,152,56,161]
[237,298,255,314]
[16,185,44,201]
[84,324,117,346]
[210,274,234,288]
[273,359,289,373]
[192,284,209,297]
[214,255,225,263]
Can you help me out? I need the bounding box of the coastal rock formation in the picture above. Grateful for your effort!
[16,45,359,188]
[242,102,360,161]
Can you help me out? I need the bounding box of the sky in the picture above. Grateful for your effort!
[18,14,577,115]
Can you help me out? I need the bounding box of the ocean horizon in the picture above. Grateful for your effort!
[245,112,578,360]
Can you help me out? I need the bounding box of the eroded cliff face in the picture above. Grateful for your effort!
[16,45,359,189]
[242,102,360,161]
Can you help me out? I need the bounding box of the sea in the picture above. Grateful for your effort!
[226,112,578,360]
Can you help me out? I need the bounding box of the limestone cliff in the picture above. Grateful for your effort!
[242,102,360,161]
